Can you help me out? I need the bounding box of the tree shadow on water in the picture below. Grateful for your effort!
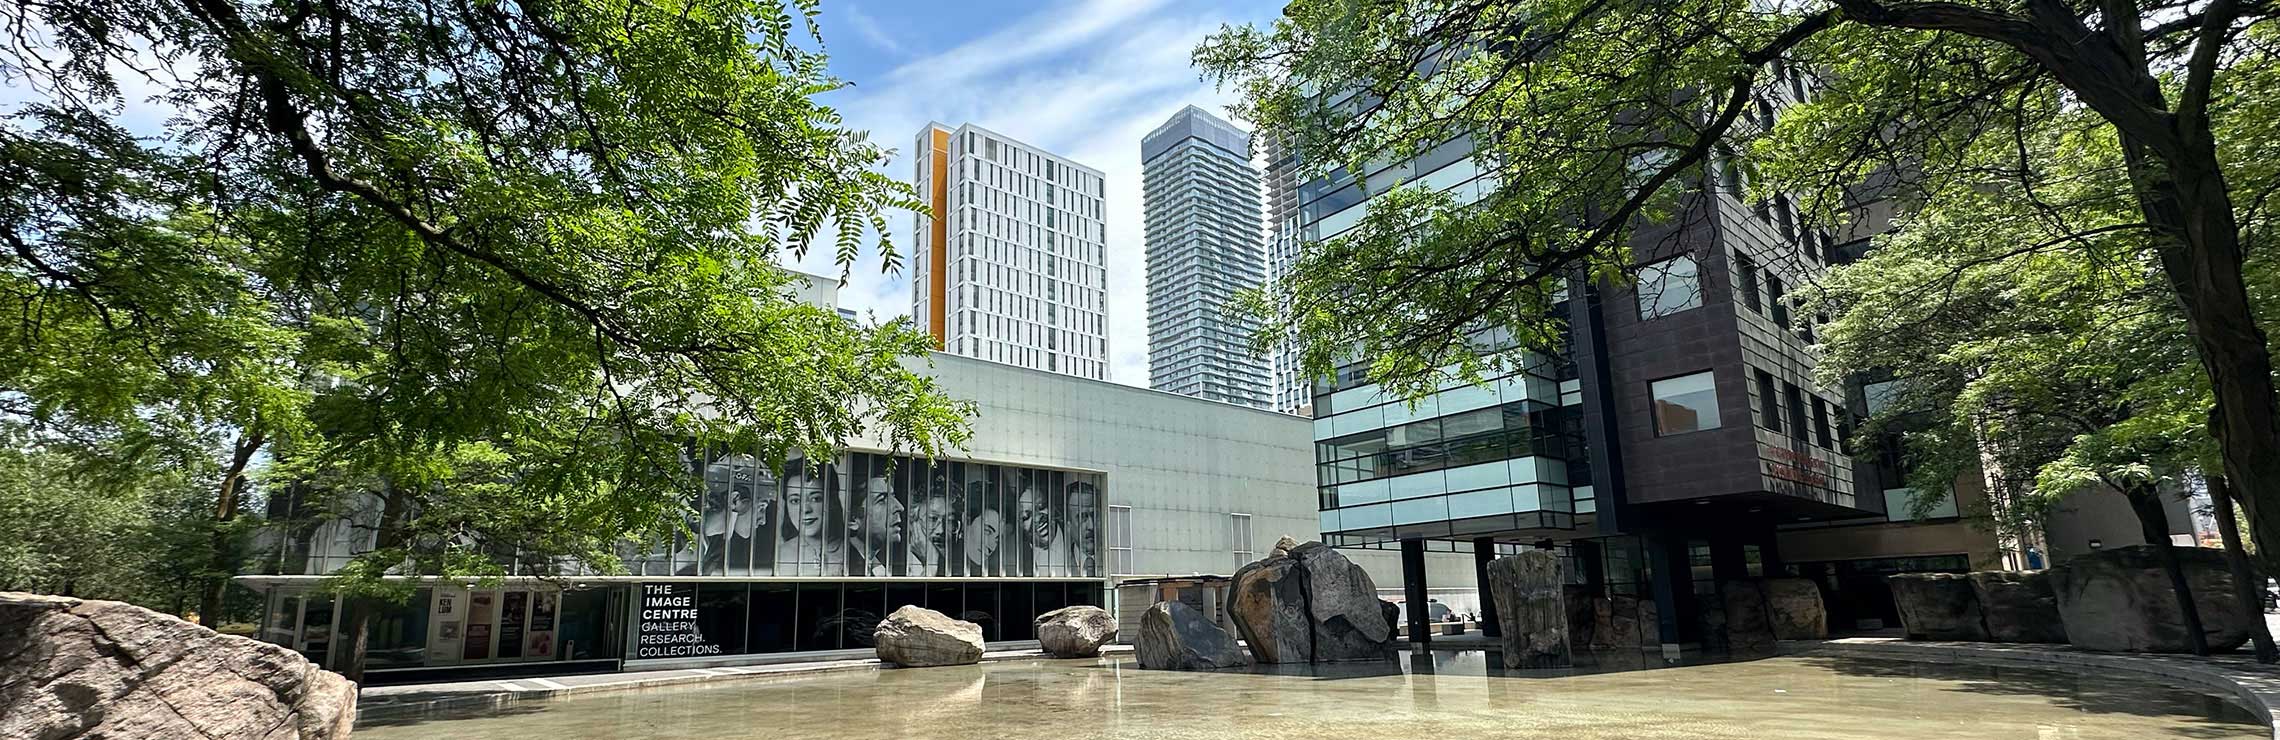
[1795,655,2264,739]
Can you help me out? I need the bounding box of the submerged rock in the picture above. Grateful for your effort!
[0,591,356,740]
[1887,573,1989,641]
[1486,551,1571,668]
[1970,570,2066,644]
[2052,545,2253,653]
[1135,601,1248,671]
[875,605,985,667]
[1034,605,1116,658]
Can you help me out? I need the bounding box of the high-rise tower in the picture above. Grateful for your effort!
[1140,106,1269,407]
[912,122,1110,379]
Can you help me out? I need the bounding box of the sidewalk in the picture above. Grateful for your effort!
[357,644,1134,724]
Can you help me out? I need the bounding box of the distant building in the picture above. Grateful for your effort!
[911,122,1109,380]
[1261,137,1313,416]
[1140,106,1270,408]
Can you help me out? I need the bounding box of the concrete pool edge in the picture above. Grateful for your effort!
[354,644,1132,725]
[1782,637,2280,739]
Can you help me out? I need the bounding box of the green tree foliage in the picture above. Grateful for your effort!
[0,0,972,653]
[1198,0,2280,573]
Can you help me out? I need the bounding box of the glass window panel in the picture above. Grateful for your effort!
[1446,488,1516,519]
[964,584,1003,642]
[696,584,749,656]
[1443,459,1511,493]
[839,583,885,649]
[1636,255,1703,319]
[963,466,1006,576]
[926,584,963,616]
[912,461,962,577]
[746,584,795,654]
[1391,496,1450,526]
[795,583,841,652]
[1002,583,1037,641]
[1651,372,1722,436]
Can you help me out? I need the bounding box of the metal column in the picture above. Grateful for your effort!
[1402,538,1430,645]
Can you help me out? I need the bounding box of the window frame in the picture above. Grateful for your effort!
[1649,370,1723,437]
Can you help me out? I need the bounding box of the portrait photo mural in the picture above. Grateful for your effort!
[635,450,1103,580]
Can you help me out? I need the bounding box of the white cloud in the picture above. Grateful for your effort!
[832,3,910,59]
[799,0,1274,388]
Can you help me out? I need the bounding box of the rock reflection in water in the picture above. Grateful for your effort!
[360,653,2266,740]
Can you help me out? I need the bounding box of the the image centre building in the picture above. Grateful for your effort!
[238,351,1321,680]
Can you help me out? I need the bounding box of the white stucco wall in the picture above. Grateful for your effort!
[856,353,1481,590]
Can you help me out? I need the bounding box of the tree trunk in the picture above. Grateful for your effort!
[199,429,267,627]
[340,481,410,682]
[2124,481,2209,655]
[337,596,374,682]
[2208,475,2275,662]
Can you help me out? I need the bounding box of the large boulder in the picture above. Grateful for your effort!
[1226,541,1393,663]
[0,591,355,740]
[1034,605,1116,658]
[1135,601,1248,671]
[874,605,985,667]
[1590,594,1657,649]
[1485,551,1570,668]
[1887,573,1989,641]
[1564,585,1598,648]
[1721,580,1777,653]
[1764,578,1828,640]
[2052,545,2255,653]
[1970,571,2067,644]
[1378,599,1400,639]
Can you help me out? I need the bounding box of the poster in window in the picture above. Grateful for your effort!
[526,591,558,659]
[908,461,962,578]
[697,447,775,576]
[497,592,527,659]
[776,456,849,576]
[462,591,496,660]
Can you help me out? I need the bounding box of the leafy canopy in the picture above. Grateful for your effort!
[1,0,971,590]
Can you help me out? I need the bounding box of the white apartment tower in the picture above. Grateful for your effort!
[912,122,1110,380]
[1261,136,1312,416]
[1140,106,1270,408]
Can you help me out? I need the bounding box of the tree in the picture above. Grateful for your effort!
[1808,115,2235,654]
[1197,0,2280,577]
[2,0,971,677]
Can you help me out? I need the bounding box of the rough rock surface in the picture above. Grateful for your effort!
[1564,586,1597,648]
[1486,551,1570,668]
[1888,573,1990,641]
[0,591,356,740]
[1135,601,1248,671]
[1034,605,1117,658]
[1721,580,1777,653]
[2052,545,2254,653]
[1227,541,1393,663]
[1378,600,1400,639]
[1587,594,1657,649]
[874,605,985,667]
[1970,570,2067,644]
[1764,578,1828,641]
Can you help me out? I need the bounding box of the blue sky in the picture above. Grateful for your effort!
[0,0,1283,388]
[788,0,1284,387]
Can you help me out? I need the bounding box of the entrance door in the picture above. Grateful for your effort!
[297,596,337,666]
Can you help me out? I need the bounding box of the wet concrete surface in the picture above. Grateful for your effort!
[358,651,2266,739]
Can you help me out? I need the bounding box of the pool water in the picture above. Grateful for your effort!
[357,652,2266,739]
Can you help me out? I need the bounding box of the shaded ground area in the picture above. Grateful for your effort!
[358,652,2263,739]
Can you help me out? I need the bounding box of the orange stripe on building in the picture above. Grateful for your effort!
[928,127,949,348]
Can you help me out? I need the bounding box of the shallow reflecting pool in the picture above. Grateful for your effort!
[359,652,2265,739]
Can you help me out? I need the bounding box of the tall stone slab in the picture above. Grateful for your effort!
[1969,570,2067,644]
[2051,545,2254,653]
[1291,543,1395,661]
[1887,573,1990,641]
[1763,578,1828,640]
[1486,551,1570,668]
[1136,601,1248,671]
[1226,540,1393,663]
[0,592,356,740]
